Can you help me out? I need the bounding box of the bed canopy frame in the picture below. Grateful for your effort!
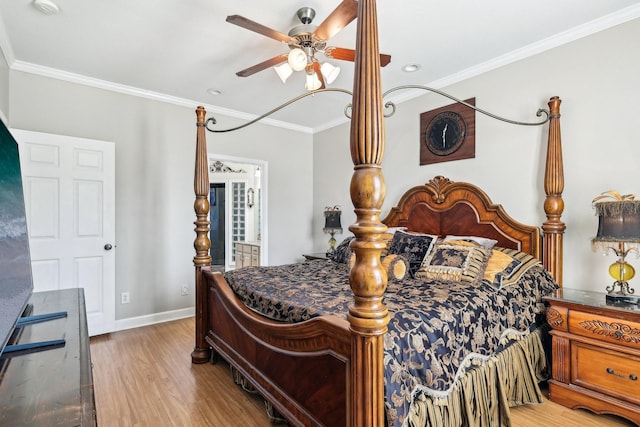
[190,1,564,425]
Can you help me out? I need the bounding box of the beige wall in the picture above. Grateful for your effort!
[8,71,314,321]
[2,17,639,323]
[313,18,640,293]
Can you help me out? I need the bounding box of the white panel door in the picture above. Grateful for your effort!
[13,129,115,336]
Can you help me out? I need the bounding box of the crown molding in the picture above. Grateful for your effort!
[2,5,639,134]
[10,60,313,135]
[384,5,640,108]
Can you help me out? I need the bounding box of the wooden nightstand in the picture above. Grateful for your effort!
[543,288,640,424]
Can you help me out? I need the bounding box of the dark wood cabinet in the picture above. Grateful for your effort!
[544,288,640,425]
[0,289,96,426]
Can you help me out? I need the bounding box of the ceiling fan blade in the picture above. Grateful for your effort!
[236,54,288,77]
[312,62,326,89]
[313,0,358,41]
[325,47,391,67]
[226,15,291,43]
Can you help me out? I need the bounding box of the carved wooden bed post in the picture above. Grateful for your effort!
[348,0,389,425]
[542,97,565,286]
[191,105,212,364]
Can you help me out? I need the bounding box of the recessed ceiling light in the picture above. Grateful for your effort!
[207,88,222,96]
[32,0,60,15]
[402,63,421,73]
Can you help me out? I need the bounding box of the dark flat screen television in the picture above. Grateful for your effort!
[0,119,33,355]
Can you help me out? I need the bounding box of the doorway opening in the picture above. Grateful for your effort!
[208,155,267,271]
[209,183,225,266]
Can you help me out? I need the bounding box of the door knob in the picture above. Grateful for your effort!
[104,243,113,251]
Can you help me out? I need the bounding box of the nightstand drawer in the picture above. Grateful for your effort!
[572,341,640,405]
[569,310,640,351]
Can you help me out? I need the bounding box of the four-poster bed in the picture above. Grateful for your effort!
[190,1,565,426]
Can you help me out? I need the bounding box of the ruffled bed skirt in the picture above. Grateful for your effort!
[404,325,549,427]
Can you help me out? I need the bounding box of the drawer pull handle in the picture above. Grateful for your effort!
[606,367,638,381]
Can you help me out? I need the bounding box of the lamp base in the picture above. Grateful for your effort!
[606,292,640,306]
[326,231,337,254]
[606,281,639,305]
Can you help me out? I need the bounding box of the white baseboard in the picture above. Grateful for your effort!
[114,306,195,332]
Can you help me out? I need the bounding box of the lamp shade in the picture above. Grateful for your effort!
[320,62,340,84]
[593,200,640,243]
[288,48,307,71]
[274,63,293,83]
[305,72,322,91]
[323,206,342,232]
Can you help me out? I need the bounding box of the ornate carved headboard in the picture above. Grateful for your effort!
[382,176,541,259]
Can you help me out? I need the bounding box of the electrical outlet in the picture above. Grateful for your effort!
[180,284,188,296]
[121,292,130,304]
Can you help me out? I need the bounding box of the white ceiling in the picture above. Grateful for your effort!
[1,0,639,133]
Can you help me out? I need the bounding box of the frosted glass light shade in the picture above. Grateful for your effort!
[274,63,293,83]
[287,48,307,71]
[320,62,340,84]
[305,73,322,91]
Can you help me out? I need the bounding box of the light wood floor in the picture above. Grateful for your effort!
[90,317,635,426]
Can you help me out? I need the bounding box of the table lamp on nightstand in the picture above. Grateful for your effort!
[592,191,640,304]
[323,205,342,255]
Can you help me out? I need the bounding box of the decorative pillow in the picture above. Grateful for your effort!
[416,241,490,284]
[386,226,408,234]
[489,247,542,288]
[380,227,407,257]
[348,253,409,282]
[442,239,482,248]
[483,249,517,283]
[387,230,438,277]
[382,254,409,282]
[329,236,354,264]
[443,235,498,249]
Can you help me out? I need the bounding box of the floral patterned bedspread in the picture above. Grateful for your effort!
[223,259,558,427]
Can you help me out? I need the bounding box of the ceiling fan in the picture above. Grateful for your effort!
[226,1,391,90]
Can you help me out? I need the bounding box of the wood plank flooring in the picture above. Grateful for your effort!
[90,317,635,426]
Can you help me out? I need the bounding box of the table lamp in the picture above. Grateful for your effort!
[592,191,640,303]
[323,206,342,254]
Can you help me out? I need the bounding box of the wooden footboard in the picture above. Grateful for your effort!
[202,267,351,427]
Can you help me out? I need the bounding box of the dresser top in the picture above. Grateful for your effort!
[0,289,95,426]
[544,288,640,318]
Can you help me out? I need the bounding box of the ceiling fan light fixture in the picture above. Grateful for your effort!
[274,63,293,83]
[305,72,322,91]
[320,62,340,84]
[288,48,308,72]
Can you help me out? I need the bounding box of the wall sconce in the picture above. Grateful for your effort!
[592,191,640,304]
[247,188,255,208]
[323,205,342,254]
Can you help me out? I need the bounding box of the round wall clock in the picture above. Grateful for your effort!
[419,98,476,166]
[424,111,467,156]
